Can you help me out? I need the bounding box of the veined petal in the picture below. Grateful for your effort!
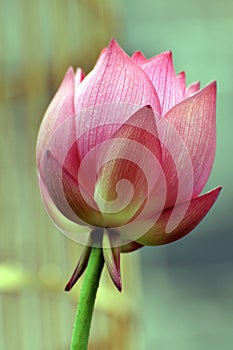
[140,51,184,115]
[93,106,164,228]
[185,81,201,98]
[36,68,75,166]
[75,67,85,89]
[75,39,160,114]
[163,82,216,198]
[103,230,122,291]
[74,39,161,160]
[131,50,147,64]
[38,174,91,243]
[136,187,221,246]
[40,148,103,228]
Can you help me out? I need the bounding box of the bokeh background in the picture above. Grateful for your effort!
[0,0,232,349]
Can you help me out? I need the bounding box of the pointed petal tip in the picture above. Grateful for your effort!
[75,67,85,78]
[75,68,85,88]
[106,38,128,58]
[207,80,217,90]
[208,186,222,196]
[162,50,173,60]
[64,244,92,292]
[64,273,79,292]
[103,231,122,291]
[66,66,75,77]
[108,37,118,49]
[185,81,201,98]
[131,50,147,63]
[64,282,72,292]
[178,71,185,78]
[200,80,216,95]
[185,80,216,106]
[133,50,143,55]
[106,263,122,291]
[133,50,145,56]
[145,50,172,64]
[136,186,222,247]
[97,38,119,62]
[117,281,122,292]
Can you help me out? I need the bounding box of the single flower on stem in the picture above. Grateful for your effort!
[36,39,221,350]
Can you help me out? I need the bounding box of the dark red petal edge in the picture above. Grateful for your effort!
[103,230,122,291]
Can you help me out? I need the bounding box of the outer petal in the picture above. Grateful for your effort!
[38,174,91,243]
[140,52,184,115]
[75,67,85,89]
[185,81,201,98]
[93,106,165,231]
[131,50,147,64]
[136,187,221,246]
[36,68,75,166]
[74,39,161,160]
[40,149,102,227]
[162,82,216,198]
[103,230,122,291]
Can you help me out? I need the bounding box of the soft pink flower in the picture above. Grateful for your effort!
[36,39,221,291]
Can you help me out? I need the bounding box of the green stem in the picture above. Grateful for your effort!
[70,247,104,350]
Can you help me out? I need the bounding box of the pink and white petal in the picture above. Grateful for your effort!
[108,105,162,163]
[74,39,161,159]
[40,147,102,229]
[38,174,91,243]
[36,67,75,167]
[136,187,221,246]
[93,106,165,228]
[185,81,201,98]
[140,52,183,115]
[131,50,147,64]
[75,39,161,113]
[162,82,216,198]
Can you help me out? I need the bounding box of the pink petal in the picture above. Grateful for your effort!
[162,82,216,199]
[36,67,75,167]
[93,106,165,231]
[131,50,147,64]
[185,81,201,98]
[75,39,161,112]
[40,148,102,228]
[103,230,122,291]
[140,51,184,115]
[136,187,221,246]
[74,39,161,160]
[176,71,186,96]
[38,174,91,243]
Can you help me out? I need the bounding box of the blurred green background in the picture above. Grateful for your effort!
[0,0,232,349]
